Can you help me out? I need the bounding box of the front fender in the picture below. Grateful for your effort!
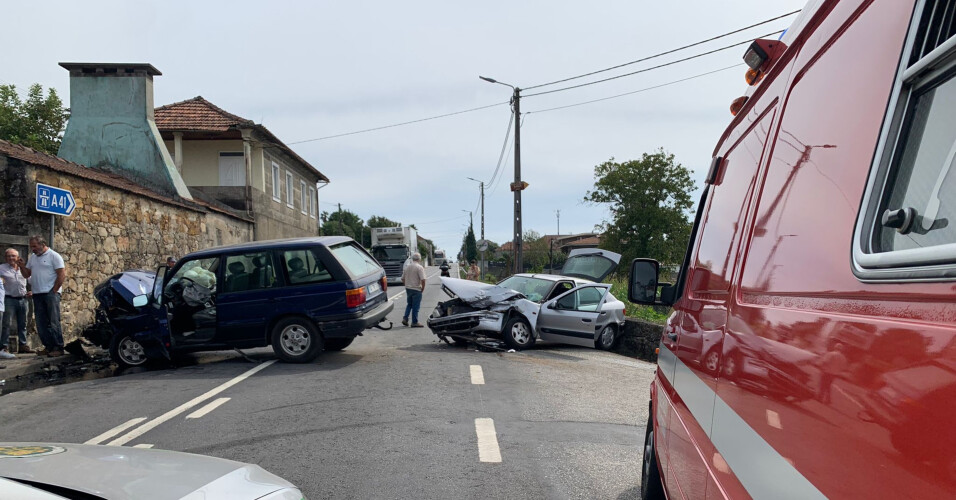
[511,299,541,333]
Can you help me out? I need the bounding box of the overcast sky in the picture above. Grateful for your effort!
[3,0,804,255]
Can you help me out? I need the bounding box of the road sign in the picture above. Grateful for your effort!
[510,181,529,192]
[36,183,75,217]
[477,239,489,252]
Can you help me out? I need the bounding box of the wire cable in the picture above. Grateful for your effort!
[526,63,743,114]
[488,115,525,197]
[485,112,515,189]
[286,101,509,145]
[524,30,783,97]
[524,9,799,90]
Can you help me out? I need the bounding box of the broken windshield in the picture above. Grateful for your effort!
[497,276,554,303]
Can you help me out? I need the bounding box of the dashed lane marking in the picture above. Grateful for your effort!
[84,417,147,445]
[186,397,231,419]
[106,360,276,446]
[132,444,154,449]
[470,365,485,385]
[475,418,502,463]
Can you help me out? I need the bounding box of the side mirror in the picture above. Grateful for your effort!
[628,259,660,305]
[132,294,149,307]
[546,302,555,310]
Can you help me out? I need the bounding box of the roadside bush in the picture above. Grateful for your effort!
[608,276,670,324]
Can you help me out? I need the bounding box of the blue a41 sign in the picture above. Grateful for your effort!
[36,183,76,217]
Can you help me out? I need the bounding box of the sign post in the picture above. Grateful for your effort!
[35,183,76,248]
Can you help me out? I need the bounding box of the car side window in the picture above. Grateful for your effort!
[855,4,956,279]
[546,281,574,300]
[282,249,332,285]
[224,252,277,293]
[555,287,606,312]
[165,257,219,295]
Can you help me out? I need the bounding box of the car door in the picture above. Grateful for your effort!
[164,256,220,347]
[537,284,610,347]
[216,250,284,345]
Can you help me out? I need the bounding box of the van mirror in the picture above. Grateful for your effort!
[132,294,148,307]
[628,259,660,305]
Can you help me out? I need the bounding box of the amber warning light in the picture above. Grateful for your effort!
[742,39,786,86]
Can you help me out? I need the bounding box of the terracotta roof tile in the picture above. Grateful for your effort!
[154,96,252,132]
[0,139,250,221]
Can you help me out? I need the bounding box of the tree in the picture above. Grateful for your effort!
[322,209,364,241]
[523,230,549,272]
[584,149,695,268]
[0,84,68,155]
[462,223,478,263]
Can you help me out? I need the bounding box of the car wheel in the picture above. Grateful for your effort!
[450,336,471,347]
[271,317,323,363]
[724,354,739,377]
[110,333,148,368]
[641,415,666,500]
[704,350,720,373]
[596,325,617,350]
[324,338,354,351]
[502,316,535,350]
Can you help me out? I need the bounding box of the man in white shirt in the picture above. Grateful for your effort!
[401,253,427,327]
[19,236,66,357]
[0,248,31,358]
[0,271,7,359]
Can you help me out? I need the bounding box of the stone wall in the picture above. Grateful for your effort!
[0,149,252,343]
[612,318,664,362]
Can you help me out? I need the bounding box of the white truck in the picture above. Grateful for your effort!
[370,226,418,284]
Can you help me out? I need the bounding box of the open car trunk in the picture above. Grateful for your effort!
[559,248,622,282]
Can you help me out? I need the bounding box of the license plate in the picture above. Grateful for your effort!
[367,282,381,296]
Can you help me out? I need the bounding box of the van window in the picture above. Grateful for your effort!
[282,249,332,285]
[330,242,381,277]
[224,252,277,292]
[856,3,956,278]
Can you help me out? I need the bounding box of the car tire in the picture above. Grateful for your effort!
[324,338,354,351]
[704,350,720,373]
[596,325,618,350]
[271,317,323,363]
[450,336,471,347]
[641,415,666,500]
[502,316,535,350]
[110,333,149,368]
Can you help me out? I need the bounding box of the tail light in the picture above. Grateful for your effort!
[346,287,367,308]
[381,275,388,292]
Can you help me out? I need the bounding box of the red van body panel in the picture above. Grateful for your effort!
[650,0,956,498]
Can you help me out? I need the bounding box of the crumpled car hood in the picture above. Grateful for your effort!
[93,270,155,309]
[440,277,523,308]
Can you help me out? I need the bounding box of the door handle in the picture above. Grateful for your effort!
[667,333,678,341]
[581,318,592,323]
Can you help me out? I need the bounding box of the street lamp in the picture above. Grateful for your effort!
[479,75,524,274]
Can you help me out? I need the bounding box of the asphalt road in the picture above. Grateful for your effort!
[0,265,656,499]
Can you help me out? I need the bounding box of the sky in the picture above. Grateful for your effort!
[2,0,805,255]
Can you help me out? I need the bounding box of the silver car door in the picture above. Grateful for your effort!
[537,284,610,347]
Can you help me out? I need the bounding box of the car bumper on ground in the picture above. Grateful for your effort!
[318,299,394,338]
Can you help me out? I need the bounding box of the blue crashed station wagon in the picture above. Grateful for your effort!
[85,237,393,367]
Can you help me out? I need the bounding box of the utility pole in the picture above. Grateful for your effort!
[556,209,560,235]
[512,86,523,274]
[467,177,486,280]
[479,76,525,275]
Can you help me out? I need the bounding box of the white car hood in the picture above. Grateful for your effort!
[440,277,522,308]
[0,443,299,500]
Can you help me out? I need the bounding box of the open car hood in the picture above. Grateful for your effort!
[440,277,523,307]
[92,270,156,310]
[559,248,622,282]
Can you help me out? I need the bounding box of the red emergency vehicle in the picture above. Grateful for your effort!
[629,0,956,498]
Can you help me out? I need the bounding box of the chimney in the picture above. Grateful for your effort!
[57,62,192,200]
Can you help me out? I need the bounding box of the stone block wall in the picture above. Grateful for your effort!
[0,156,252,343]
[613,318,664,362]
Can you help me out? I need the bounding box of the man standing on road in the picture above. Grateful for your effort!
[19,236,66,357]
[401,252,426,328]
[0,248,32,357]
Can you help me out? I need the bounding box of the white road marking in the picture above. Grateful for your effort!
[107,360,276,446]
[186,397,231,419]
[84,417,147,445]
[132,444,154,449]
[470,365,485,385]
[475,418,502,463]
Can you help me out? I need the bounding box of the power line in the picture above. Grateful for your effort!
[415,213,470,226]
[488,115,525,197]
[524,9,800,91]
[526,63,744,114]
[485,112,514,188]
[524,30,783,98]
[286,101,509,145]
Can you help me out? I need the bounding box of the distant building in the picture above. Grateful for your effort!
[155,96,329,240]
[498,233,601,256]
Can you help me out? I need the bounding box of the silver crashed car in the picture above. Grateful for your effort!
[0,443,304,499]
[427,249,625,350]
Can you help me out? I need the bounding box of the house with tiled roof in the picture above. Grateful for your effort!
[155,96,328,240]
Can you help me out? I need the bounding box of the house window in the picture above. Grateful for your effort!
[309,186,317,219]
[286,171,294,208]
[300,180,308,215]
[271,163,281,202]
[218,152,245,186]
[854,0,956,280]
